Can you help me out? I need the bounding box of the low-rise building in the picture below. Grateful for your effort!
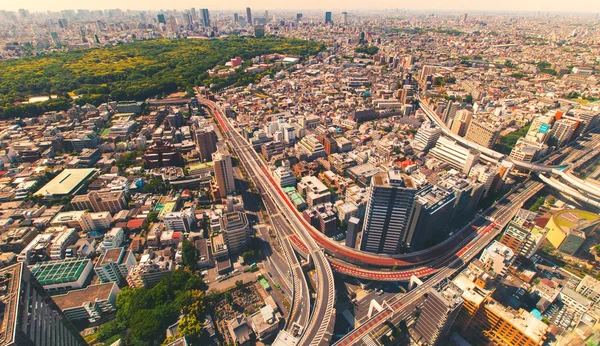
[126,251,173,288]
[50,228,79,260]
[94,247,137,285]
[71,191,127,214]
[100,227,125,252]
[52,283,120,324]
[250,304,281,341]
[29,259,94,292]
[297,176,331,208]
[479,240,514,278]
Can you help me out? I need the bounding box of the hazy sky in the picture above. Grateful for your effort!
[6,0,600,13]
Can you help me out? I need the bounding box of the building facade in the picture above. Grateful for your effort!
[360,170,418,254]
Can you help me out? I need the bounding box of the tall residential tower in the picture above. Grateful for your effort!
[360,170,418,254]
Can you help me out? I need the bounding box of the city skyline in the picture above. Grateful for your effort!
[5,0,600,13]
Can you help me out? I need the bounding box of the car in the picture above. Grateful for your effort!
[268,272,273,278]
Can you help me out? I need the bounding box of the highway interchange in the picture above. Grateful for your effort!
[198,92,594,345]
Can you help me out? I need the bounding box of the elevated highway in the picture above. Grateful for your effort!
[200,98,335,346]
[418,96,600,204]
[333,181,544,345]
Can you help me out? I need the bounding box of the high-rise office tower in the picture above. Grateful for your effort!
[234,13,239,24]
[213,150,235,199]
[157,13,166,24]
[296,13,303,22]
[191,8,197,20]
[413,120,442,152]
[346,216,360,248]
[200,9,210,27]
[325,11,332,24]
[246,7,253,25]
[414,284,464,346]
[184,12,193,28]
[195,126,217,162]
[0,263,88,346]
[406,184,456,250]
[254,24,265,38]
[342,12,348,25]
[360,170,418,254]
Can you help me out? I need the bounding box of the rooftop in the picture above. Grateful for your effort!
[29,259,91,286]
[52,282,117,310]
[486,302,548,343]
[34,168,97,196]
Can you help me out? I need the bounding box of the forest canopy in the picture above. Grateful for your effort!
[0,37,324,118]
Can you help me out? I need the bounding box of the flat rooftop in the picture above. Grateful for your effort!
[52,282,116,310]
[96,247,125,267]
[486,302,547,343]
[30,259,90,286]
[0,263,24,344]
[34,168,97,197]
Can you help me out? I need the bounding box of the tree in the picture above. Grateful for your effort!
[143,179,169,194]
[242,250,256,264]
[99,270,207,344]
[182,239,198,270]
[464,94,473,104]
[147,211,159,223]
[235,280,244,288]
[355,46,379,55]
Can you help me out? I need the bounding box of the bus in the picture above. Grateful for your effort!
[273,282,280,289]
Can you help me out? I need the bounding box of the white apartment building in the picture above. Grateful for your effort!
[273,160,296,188]
[100,227,125,252]
[413,120,441,152]
[429,136,480,174]
[50,228,79,260]
[163,208,196,233]
[479,241,515,278]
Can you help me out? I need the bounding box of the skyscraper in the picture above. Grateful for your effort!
[346,216,360,248]
[406,184,456,250]
[254,24,265,38]
[234,13,239,24]
[296,13,303,22]
[0,263,88,346]
[195,126,217,162]
[414,284,464,345]
[200,9,210,27]
[342,12,348,25]
[246,7,253,25]
[325,11,332,24]
[213,149,235,199]
[360,170,418,254]
[157,13,166,24]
